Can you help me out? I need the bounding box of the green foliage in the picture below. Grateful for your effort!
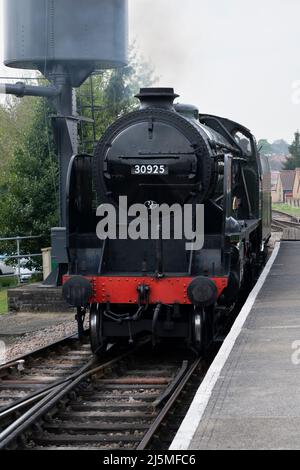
[283,131,300,170]
[272,139,289,155]
[0,276,18,288]
[258,139,289,156]
[272,203,300,218]
[0,106,18,173]
[258,139,273,155]
[0,98,58,267]
[0,289,8,314]
[258,138,289,157]
[78,47,155,153]
[29,273,43,283]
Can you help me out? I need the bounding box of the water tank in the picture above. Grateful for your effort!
[3,0,128,86]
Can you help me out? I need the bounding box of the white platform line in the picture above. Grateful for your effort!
[169,242,281,450]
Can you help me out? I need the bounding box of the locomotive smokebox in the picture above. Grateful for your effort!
[3,0,128,87]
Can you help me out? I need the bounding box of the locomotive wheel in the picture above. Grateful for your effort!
[90,304,106,355]
[193,310,203,354]
[192,307,214,355]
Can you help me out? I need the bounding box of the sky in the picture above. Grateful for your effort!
[0,0,300,143]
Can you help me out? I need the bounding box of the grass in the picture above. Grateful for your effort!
[0,289,8,315]
[272,204,300,218]
[0,277,18,315]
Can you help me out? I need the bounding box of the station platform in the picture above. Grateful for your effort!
[171,241,300,450]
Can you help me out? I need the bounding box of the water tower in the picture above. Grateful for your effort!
[1,0,128,284]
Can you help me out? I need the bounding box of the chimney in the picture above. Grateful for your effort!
[135,88,179,110]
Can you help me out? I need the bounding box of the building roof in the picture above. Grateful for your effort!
[280,170,295,191]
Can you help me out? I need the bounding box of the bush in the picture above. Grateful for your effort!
[29,273,43,283]
[0,276,18,288]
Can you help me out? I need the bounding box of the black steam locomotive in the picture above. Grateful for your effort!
[62,88,271,353]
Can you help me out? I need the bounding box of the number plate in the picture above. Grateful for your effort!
[131,164,168,175]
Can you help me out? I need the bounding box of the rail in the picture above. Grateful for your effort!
[0,341,147,450]
[0,343,206,451]
[137,357,203,450]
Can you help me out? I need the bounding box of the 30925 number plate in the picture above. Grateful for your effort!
[132,164,168,175]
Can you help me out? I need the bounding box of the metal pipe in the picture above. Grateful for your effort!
[0,235,42,241]
[0,82,61,98]
[155,218,164,277]
[2,254,42,260]
[152,303,162,347]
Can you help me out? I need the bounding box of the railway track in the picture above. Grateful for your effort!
[0,335,92,406]
[272,210,300,231]
[0,339,207,451]
[0,335,94,429]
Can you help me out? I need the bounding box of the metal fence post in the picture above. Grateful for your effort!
[16,237,21,284]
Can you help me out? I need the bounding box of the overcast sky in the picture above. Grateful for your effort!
[1,0,299,143]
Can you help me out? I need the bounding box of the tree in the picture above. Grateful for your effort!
[272,139,289,155]
[0,97,58,266]
[258,139,273,156]
[0,106,17,174]
[77,47,156,153]
[283,131,300,170]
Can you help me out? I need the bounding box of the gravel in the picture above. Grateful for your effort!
[0,317,83,364]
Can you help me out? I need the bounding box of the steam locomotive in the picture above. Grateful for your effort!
[62,88,271,354]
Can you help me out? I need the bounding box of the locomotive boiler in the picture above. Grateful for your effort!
[62,88,271,353]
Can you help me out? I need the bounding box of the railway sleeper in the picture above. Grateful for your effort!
[79,392,160,400]
[70,402,155,411]
[57,411,155,421]
[32,433,143,445]
[44,422,150,432]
